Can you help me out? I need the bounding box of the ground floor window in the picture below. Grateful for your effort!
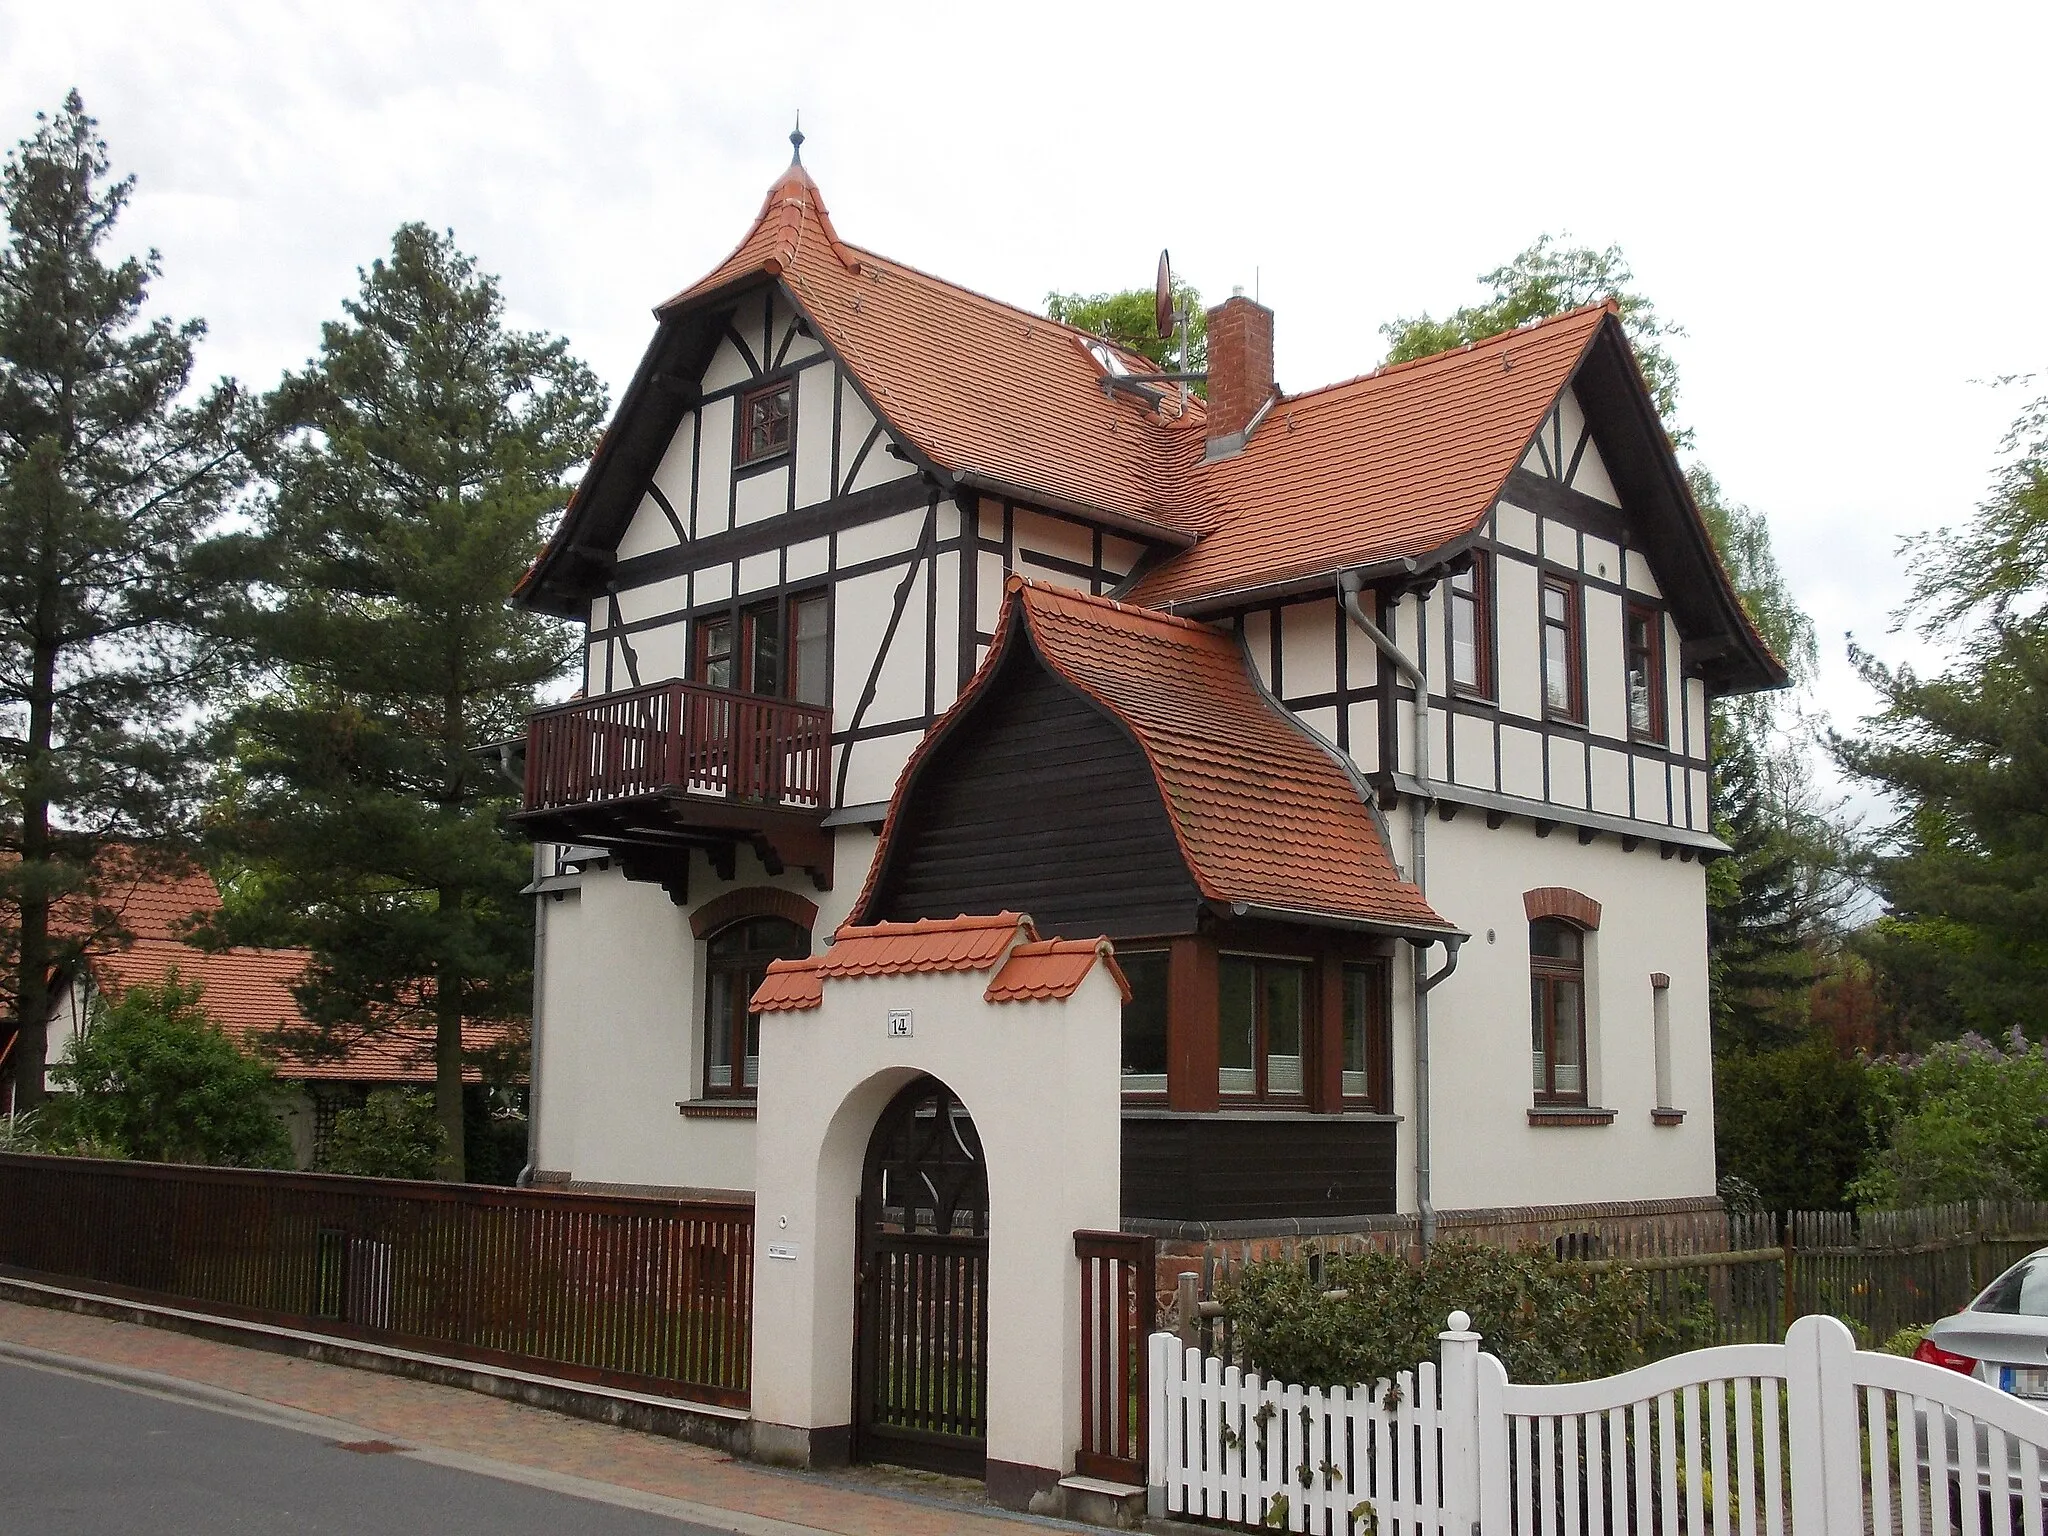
[705,916,810,1095]
[1341,961,1389,1107]
[1530,919,1587,1104]
[1219,954,1308,1101]
[1119,949,1169,1096]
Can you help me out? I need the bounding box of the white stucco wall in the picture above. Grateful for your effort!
[749,959,1123,1481]
[1383,806,1717,1215]
[532,830,879,1194]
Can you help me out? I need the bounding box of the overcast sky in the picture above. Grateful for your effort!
[5,1,2044,816]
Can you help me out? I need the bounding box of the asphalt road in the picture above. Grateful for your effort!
[1,1358,742,1535]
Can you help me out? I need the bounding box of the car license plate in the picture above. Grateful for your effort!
[2000,1367,2048,1398]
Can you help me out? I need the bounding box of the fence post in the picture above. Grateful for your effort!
[1474,1350,1511,1536]
[1438,1309,1482,1536]
[1785,1311,1863,1536]
[1782,1215,1797,1332]
[1148,1331,1172,1519]
[1176,1271,1199,1348]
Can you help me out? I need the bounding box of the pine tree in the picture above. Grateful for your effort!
[203,225,604,1178]
[0,93,250,1110]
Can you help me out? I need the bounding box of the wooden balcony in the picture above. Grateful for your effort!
[515,680,835,894]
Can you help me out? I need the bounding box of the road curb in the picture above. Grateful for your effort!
[0,1272,748,1451]
[0,1337,836,1536]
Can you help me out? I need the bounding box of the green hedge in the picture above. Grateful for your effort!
[1218,1243,1653,1390]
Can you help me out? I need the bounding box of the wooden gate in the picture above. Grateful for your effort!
[855,1075,989,1475]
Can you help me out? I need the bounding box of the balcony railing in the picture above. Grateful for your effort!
[523,680,832,816]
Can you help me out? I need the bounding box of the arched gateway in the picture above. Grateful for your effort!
[854,1075,990,1473]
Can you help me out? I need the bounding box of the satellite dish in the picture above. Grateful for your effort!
[1155,250,1174,340]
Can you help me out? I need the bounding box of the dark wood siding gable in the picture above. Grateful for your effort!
[867,641,1203,940]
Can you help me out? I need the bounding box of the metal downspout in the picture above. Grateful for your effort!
[517,842,547,1188]
[1341,571,1448,1249]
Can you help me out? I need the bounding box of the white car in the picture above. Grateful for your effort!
[1918,1248,2048,1518]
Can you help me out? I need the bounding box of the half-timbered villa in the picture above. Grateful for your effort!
[508,136,1781,1497]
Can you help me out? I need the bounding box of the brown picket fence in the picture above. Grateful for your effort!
[0,1152,754,1408]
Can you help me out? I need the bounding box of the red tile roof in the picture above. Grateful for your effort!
[750,960,824,1014]
[656,164,1209,541]
[1131,306,1615,609]
[60,861,516,1084]
[857,579,1452,936]
[525,166,1777,689]
[984,938,1129,1004]
[816,912,1035,977]
[749,915,1129,1012]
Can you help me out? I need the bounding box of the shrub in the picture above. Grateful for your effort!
[1218,1242,1652,1390]
[1853,1030,2048,1208]
[320,1088,446,1180]
[51,975,292,1168]
[1714,1036,1872,1210]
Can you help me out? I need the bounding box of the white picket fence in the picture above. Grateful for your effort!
[1149,1312,2048,1535]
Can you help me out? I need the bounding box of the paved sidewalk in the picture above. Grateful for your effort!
[0,1299,1055,1536]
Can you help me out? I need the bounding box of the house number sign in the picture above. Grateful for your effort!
[887,1009,914,1039]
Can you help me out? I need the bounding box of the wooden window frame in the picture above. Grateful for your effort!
[1530,919,1589,1107]
[736,378,794,467]
[1217,952,1313,1104]
[1540,573,1585,724]
[1448,553,1495,700]
[691,590,830,706]
[1337,959,1392,1111]
[694,612,735,691]
[1626,601,1667,744]
[702,916,811,1099]
[1118,947,1172,1102]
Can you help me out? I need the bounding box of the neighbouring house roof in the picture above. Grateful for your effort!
[517,160,1781,694]
[44,859,516,1085]
[857,578,1454,938]
[749,912,1129,1014]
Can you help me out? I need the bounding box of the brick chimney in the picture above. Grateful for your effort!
[1205,295,1275,457]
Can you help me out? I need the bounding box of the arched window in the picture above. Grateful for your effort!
[704,916,810,1096]
[1529,919,1587,1105]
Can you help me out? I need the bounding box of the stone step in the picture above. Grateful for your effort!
[1058,1473,1148,1529]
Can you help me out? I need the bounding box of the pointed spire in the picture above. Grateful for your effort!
[789,112,804,166]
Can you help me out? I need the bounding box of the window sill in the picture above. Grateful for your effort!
[1651,1107,1686,1126]
[1527,1106,1617,1127]
[1123,1107,1402,1124]
[735,449,792,476]
[677,1099,757,1120]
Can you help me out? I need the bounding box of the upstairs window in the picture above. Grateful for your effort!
[1119,950,1170,1097]
[1541,576,1583,722]
[1626,603,1666,742]
[1219,954,1308,1101]
[1530,920,1587,1105]
[694,592,830,706]
[738,380,793,465]
[1449,555,1493,697]
[704,916,810,1096]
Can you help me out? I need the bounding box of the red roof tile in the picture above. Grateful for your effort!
[984,938,1130,1004]
[1132,306,1614,608]
[749,958,824,1014]
[815,912,1036,977]
[857,580,1452,936]
[656,164,1209,542]
[749,919,1128,1012]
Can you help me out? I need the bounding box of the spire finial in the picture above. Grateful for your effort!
[789,113,804,166]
